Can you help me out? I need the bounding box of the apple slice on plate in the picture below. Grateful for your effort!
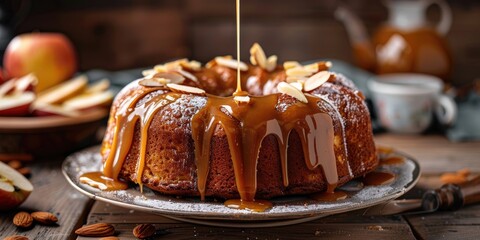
[35,75,88,105]
[0,161,34,211]
[63,91,113,111]
[0,78,17,98]
[32,103,79,117]
[0,92,35,116]
[84,78,110,94]
[14,73,38,93]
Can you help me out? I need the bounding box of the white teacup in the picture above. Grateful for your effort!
[368,74,457,134]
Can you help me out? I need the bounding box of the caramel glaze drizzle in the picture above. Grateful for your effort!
[192,93,337,202]
[86,65,339,213]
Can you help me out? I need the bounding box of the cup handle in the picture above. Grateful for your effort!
[435,94,457,125]
[430,0,453,35]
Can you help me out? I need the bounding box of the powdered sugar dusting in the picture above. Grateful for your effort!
[63,146,419,221]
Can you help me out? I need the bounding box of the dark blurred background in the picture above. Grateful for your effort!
[0,0,478,85]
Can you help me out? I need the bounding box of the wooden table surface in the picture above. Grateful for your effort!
[1,133,480,240]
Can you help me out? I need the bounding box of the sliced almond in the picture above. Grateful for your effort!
[215,57,248,71]
[180,60,202,71]
[283,61,301,70]
[176,69,198,83]
[277,82,308,103]
[85,79,110,94]
[166,83,206,95]
[233,95,250,104]
[286,67,314,78]
[304,71,331,92]
[138,78,169,87]
[265,55,277,72]
[148,72,185,83]
[142,69,155,77]
[290,82,303,91]
[250,55,257,65]
[250,43,267,69]
[303,63,319,73]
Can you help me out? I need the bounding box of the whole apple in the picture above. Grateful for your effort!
[3,33,77,92]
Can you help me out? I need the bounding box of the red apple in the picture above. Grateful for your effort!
[0,67,7,84]
[3,32,77,92]
[0,92,35,116]
[0,161,34,211]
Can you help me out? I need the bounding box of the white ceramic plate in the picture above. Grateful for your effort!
[63,146,420,227]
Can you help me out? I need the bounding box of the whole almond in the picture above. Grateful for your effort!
[99,237,119,240]
[133,223,156,239]
[13,212,33,228]
[31,212,58,225]
[3,236,29,240]
[75,223,115,237]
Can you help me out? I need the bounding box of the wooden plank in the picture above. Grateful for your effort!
[78,201,416,240]
[0,158,93,240]
[375,134,480,174]
[405,204,480,240]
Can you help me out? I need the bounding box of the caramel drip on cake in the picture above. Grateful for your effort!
[102,86,181,190]
[191,94,337,202]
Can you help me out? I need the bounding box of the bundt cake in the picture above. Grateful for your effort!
[96,44,378,206]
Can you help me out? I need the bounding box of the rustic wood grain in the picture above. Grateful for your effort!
[0,158,93,240]
[375,134,480,174]
[78,201,416,240]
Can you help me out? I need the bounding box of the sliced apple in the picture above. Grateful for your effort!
[0,161,34,211]
[36,75,88,105]
[0,92,35,116]
[63,91,114,111]
[14,73,38,93]
[0,78,17,98]
[32,103,79,117]
[84,78,110,94]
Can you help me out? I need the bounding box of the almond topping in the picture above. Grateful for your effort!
[176,69,198,83]
[277,82,308,103]
[133,223,156,239]
[166,83,206,95]
[141,69,155,77]
[180,60,202,71]
[290,82,303,91]
[233,95,251,104]
[265,55,278,72]
[286,67,314,78]
[303,63,319,73]
[75,223,115,237]
[215,57,248,71]
[250,43,267,69]
[31,212,58,225]
[13,212,33,228]
[148,72,185,83]
[138,78,170,87]
[283,61,301,70]
[304,71,331,92]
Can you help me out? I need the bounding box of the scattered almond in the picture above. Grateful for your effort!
[215,57,248,71]
[277,82,308,103]
[304,71,331,92]
[133,223,156,239]
[31,212,58,225]
[99,237,119,240]
[13,212,33,228]
[166,83,206,95]
[3,235,29,240]
[75,223,115,237]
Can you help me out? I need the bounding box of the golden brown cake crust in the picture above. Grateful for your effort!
[101,66,378,199]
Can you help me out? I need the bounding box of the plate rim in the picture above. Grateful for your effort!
[62,145,421,222]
